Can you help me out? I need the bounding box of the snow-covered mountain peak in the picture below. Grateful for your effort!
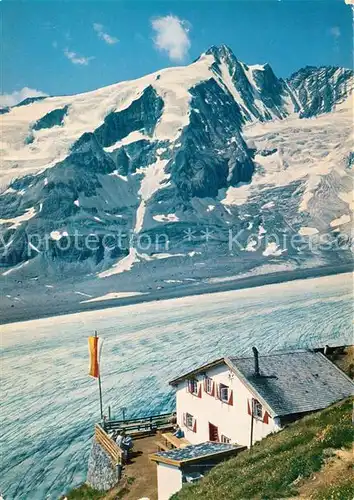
[0,46,353,278]
[205,43,235,59]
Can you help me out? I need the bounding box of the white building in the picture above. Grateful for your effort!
[150,441,246,500]
[169,348,354,448]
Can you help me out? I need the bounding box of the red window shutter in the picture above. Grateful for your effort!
[193,419,197,433]
[211,381,215,397]
[247,400,252,415]
[203,378,207,392]
[263,411,270,424]
[228,390,233,406]
[197,384,202,398]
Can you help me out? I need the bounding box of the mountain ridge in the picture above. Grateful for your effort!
[0,45,353,282]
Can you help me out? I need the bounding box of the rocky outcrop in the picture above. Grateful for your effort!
[86,440,121,491]
[93,85,164,148]
[15,95,47,107]
[32,105,69,131]
[288,66,353,117]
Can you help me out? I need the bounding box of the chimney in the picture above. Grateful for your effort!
[252,347,260,376]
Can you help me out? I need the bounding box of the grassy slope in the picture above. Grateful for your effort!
[63,484,105,499]
[173,398,353,500]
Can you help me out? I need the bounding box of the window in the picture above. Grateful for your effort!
[186,413,194,428]
[183,412,197,432]
[219,383,229,402]
[188,379,198,395]
[221,434,231,444]
[205,377,213,394]
[217,383,233,405]
[253,399,263,419]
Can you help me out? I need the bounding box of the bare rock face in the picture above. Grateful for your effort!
[288,66,353,117]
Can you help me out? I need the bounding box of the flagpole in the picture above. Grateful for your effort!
[95,330,104,420]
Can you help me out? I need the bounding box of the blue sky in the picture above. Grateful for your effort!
[1,0,352,105]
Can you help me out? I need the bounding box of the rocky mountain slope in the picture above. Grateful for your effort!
[1,45,353,281]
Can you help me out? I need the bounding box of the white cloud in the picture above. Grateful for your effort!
[0,87,48,107]
[93,23,119,45]
[64,48,94,66]
[329,26,341,39]
[151,15,191,62]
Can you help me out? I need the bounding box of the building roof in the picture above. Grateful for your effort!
[227,351,353,417]
[169,358,225,386]
[149,441,246,466]
[169,349,354,417]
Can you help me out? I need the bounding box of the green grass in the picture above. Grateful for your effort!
[173,398,353,500]
[63,484,105,499]
[64,476,135,499]
[312,478,354,500]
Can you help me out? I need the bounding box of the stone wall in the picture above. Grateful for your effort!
[86,439,121,491]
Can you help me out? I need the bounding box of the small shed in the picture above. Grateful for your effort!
[150,441,246,500]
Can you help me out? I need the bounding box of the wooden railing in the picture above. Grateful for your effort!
[95,423,123,465]
[104,412,174,434]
